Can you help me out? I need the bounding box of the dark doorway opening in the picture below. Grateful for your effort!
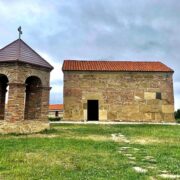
[87,100,99,121]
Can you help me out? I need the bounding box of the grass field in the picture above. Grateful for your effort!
[0,124,180,180]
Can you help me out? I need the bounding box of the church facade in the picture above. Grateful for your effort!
[63,60,174,122]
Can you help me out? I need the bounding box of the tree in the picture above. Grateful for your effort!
[174,109,180,123]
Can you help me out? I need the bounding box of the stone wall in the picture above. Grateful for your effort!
[0,62,50,86]
[63,71,175,122]
[0,62,51,122]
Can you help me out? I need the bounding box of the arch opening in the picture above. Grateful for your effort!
[0,74,9,120]
[24,76,42,120]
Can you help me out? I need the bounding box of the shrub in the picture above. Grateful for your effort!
[48,117,61,121]
[174,109,180,123]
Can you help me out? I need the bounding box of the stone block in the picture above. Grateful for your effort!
[161,93,167,100]
[122,105,139,113]
[0,121,50,134]
[99,110,107,121]
[134,91,144,99]
[107,111,117,120]
[146,99,162,105]
[163,113,175,121]
[83,109,87,121]
[144,92,156,100]
[82,92,103,100]
[151,105,162,113]
[109,104,122,112]
[83,103,87,109]
[128,113,143,121]
[162,105,174,113]
[134,96,142,100]
[155,113,163,121]
[117,112,128,120]
[79,80,90,88]
[99,104,108,110]
[143,113,152,121]
[139,105,151,112]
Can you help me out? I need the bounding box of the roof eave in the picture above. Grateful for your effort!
[62,69,174,73]
[0,59,54,70]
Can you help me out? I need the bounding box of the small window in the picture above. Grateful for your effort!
[156,92,161,100]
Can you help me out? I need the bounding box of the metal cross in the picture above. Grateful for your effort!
[18,26,23,39]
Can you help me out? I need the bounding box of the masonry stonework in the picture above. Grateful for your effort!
[0,63,52,133]
[0,39,53,134]
[63,71,174,122]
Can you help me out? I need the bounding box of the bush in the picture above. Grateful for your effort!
[174,109,180,123]
[48,117,61,121]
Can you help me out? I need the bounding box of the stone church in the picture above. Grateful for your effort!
[63,60,174,122]
[0,38,53,133]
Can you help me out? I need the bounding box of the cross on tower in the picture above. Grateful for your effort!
[18,26,23,39]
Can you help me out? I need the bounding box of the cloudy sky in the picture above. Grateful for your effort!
[0,0,180,110]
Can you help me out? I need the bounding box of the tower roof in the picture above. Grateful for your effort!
[0,39,53,70]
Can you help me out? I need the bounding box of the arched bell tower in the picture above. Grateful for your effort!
[0,28,53,133]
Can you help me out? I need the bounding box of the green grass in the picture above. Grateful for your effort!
[0,124,180,179]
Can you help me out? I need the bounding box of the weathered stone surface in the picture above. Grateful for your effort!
[143,113,152,121]
[144,92,156,100]
[0,61,51,134]
[155,113,163,121]
[0,120,50,134]
[99,110,107,121]
[107,111,117,120]
[139,105,152,113]
[163,113,175,121]
[63,71,175,122]
[162,105,174,113]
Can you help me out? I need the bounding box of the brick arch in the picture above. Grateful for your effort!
[24,76,42,120]
[0,74,9,120]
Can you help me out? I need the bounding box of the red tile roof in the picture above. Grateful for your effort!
[62,60,173,72]
[0,39,53,70]
[49,104,63,111]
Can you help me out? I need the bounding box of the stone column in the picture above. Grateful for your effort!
[5,83,26,122]
[40,87,51,121]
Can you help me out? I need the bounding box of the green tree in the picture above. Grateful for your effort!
[174,109,180,123]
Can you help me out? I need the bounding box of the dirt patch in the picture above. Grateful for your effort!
[132,137,163,144]
[65,135,111,142]
[26,134,59,138]
[133,166,148,173]
[132,137,179,145]
[158,174,180,179]
[111,133,130,143]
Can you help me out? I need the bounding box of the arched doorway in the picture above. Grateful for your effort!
[24,76,42,120]
[0,74,8,120]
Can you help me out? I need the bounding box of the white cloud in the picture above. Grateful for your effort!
[38,51,63,103]
[51,84,63,94]
[38,51,63,83]
[174,82,180,110]
[0,0,180,107]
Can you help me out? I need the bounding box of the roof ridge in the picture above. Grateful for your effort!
[64,59,162,63]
